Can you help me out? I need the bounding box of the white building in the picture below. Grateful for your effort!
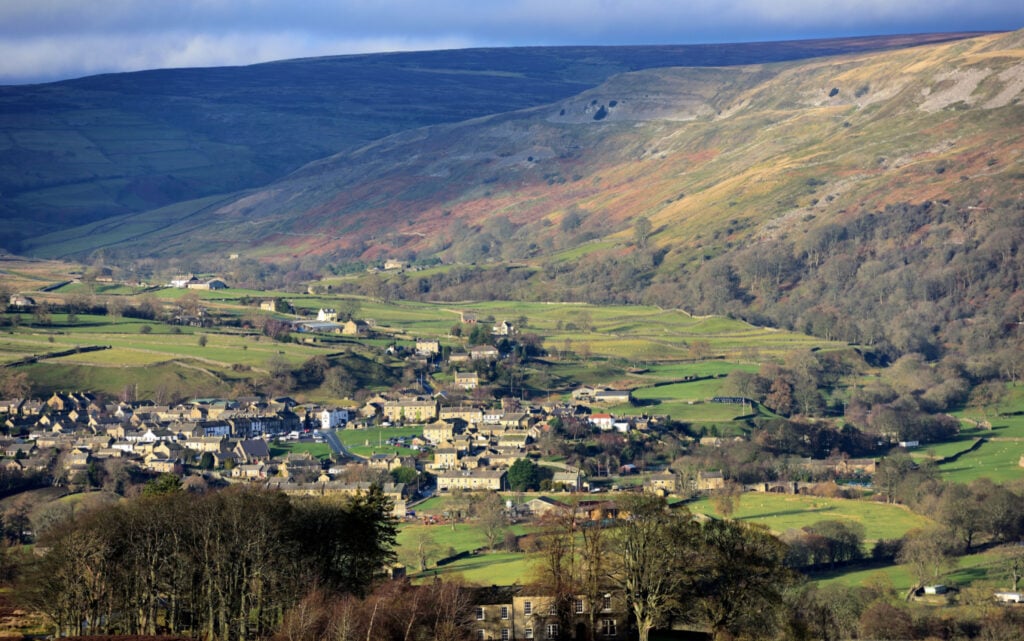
[319,408,350,429]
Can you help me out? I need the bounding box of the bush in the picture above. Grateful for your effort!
[872,538,903,561]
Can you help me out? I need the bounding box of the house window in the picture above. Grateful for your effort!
[501,629,510,641]
[524,601,533,615]
[574,599,584,614]
[476,607,485,621]
[601,620,617,637]
[601,595,612,612]
[501,606,509,620]
[548,603,557,616]
[546,624,559,639]
[477,630,486,640]
[524,628,534,639]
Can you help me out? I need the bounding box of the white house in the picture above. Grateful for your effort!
[589,413,615,431]
[317,308,339,322]
[319,408,350,429]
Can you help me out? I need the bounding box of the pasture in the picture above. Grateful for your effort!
[688,493,934,544]
[936,438,1024,484]
[925,392,1024,484]
[816,548,1013,595]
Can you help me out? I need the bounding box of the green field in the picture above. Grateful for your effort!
[1,293,846,409]
[689,493,934,544]
[396,517,538,584]
[271,441,334,460]
[936,438,1024,484]
[334,426,424,457]
[816,548,1013,594]
[420,551,536,585]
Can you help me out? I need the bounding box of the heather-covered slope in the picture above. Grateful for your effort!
[1,34,967,248]
[19,30,1024,358]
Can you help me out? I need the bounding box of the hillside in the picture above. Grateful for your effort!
[0,34,971,249]
[12,30,1024,359]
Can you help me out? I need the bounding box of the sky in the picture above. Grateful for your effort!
[1,0,1023,85]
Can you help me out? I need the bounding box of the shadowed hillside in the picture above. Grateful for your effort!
[0,33,983,247]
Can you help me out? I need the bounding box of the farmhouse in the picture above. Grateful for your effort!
[342,319,371,336]
[470,346,500,360]
[552,468,583,490]
[468,586,628,641]
[436,468,506,491]
[589,413,614,431]
[645,471,679,495]
[491,320,514,336]
[454,371,479,390]
[697,470,726,491]
[415,339,440,357]
[170,274,198,288]
[7,294,36,309]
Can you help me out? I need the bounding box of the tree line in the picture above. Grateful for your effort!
[532,495,796,641]
[16,484,397,640]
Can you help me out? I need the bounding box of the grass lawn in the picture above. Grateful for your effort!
[689,493,934,544]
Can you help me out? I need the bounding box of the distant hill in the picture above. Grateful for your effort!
[8,30,1024,359]
[0,33,981,247]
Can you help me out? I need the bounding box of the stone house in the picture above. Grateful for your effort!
[645,471,679,496]
[423,420,456,445]
[342,319,371,336]
[436,468,506,492]
[382,398,438,423]
[468,586,628,641]
[454,371,480,390]
[696,470,726,491]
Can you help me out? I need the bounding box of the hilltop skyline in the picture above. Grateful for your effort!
[2,0,1022,84]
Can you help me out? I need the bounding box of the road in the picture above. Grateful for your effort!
[320,429,362,461]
